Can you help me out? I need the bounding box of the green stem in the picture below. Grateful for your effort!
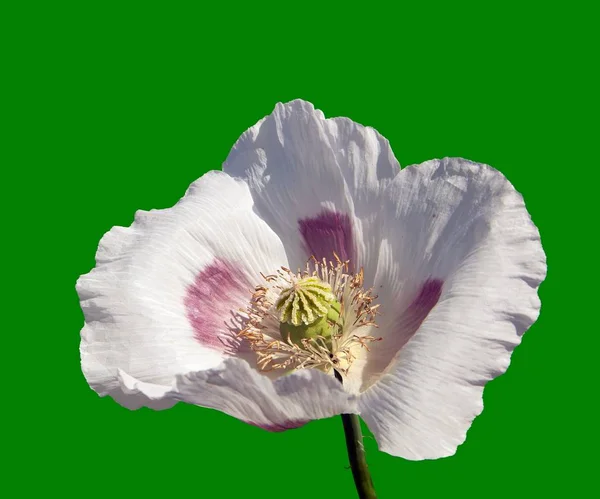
[335,371,377,499]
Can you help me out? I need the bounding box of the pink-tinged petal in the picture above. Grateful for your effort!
[299,210,355,263]
[247,420,308,432]
[174,358,356,430]
[223,100,398,271]
[358,158,546,460]
[77,171,288,409]
[185,258,250,353]
[403,280,444,333]
[360,279,444,388]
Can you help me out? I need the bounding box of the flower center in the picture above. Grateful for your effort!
[276,275,342,348]
[238,254,381,377]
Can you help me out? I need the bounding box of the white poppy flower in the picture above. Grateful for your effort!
[77,99,546,466]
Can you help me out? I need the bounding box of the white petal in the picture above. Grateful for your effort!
[113,370,175,410]
[77,171,288,408]
[174,358,356,430]
[223,99,399,274]
[358,158,546,460]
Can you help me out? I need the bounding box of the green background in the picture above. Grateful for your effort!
[4,2,597,498]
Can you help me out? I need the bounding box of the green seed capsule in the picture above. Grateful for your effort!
[276,277,343,347]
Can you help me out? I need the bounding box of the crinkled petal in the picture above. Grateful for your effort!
[112,370,175,410]
[174,358,356,430]
[223,99,399,276]
[358,158,546,460]
[77,171,288,408]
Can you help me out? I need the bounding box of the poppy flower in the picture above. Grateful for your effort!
[77,100,546,470]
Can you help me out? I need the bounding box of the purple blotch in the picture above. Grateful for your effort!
[184,259,249,352]
[407,279,444,324]
[360,278,444,390]
[299,210,355,263]
[386,278,444,352]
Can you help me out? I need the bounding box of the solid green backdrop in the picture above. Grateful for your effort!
[3,2,597,498]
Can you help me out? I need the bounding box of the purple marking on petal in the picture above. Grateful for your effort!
[184,259,250,353]
[299,210,355,263]
[379,278,444,353]
[405,279,444,329]
[247,420,308,432]
[360,278,444,390]
[397,279,444,347]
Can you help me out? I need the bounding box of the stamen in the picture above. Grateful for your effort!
[238,256,382,378]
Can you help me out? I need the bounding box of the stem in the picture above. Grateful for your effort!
[335,370,377,499]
